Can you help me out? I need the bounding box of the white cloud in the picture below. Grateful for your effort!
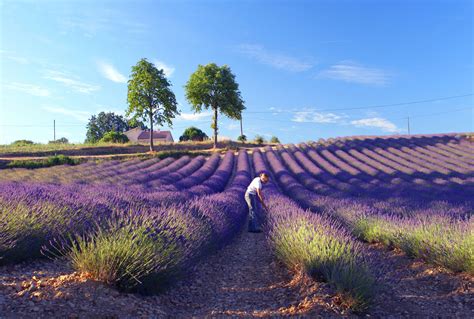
[292,111,346,124]
[42,106,91,122]
[178,111,212,121]
[350,117,399,132]
[319,61,390,85]
[4,82,51,97]
[153,60,175,77]
[97,61,127,83]
[43,70,100,94]
[237,44,314,72]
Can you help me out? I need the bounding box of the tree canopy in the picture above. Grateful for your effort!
[100,131,129,144]
[270,136,281,144]
[179,126,208,142]
[85,112,146,143]
[127,58,179,151]
[185,63,245,148]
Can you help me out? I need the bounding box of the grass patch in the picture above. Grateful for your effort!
[6,155,80,169]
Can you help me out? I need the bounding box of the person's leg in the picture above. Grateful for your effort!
[245,192,256,232]
[252,195,262,231]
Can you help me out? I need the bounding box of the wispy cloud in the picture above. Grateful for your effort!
[153,60,175,77]
[292,111,346,124]
[178,112,212,121]
[319,61,390,85]
[42,106,91,122]
[0,50,29,64]
[350,117,399,132]
[43,70,100,94]
[237,44,314,72]
[4,82,51,97]
[97,61,127,83]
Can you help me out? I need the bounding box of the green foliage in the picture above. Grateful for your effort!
[179,126,208,142]
[237,134,247,142]
[7,155,79,169]
[352,214,473,274]
[254,135,265,145]
[48,137,69,144]
[11,140,34,146]
[270,218,374,311]
[127,117,148,130]
[99,131,129,144]
[185,63,245,148]
[66,218,161,291]
[127,58,179,151]
[270,136,280,144]
[86,112,130,143]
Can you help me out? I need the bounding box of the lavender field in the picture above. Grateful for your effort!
[0,133,473,317]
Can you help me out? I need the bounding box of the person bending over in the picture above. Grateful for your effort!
[244,172,269,233]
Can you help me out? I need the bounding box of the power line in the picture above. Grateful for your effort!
[243,93,474,114]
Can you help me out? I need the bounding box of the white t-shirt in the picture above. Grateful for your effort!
[246,177,262,195]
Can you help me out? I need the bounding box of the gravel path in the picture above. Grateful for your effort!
[158,225,342,318]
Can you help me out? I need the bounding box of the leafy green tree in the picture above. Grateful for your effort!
[100,131,129,143]
[127,58,179,152]
[179,126,208,142]
[270,136,280,144]
[237,134,247,142]
[185,63,245,149]
[85,112,129,143]
[254,135,265,145]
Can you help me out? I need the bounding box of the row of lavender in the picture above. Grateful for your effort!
[250,149,375,311]
[285,135,473,202]
[0,151,251,292]
[259,145,473,275]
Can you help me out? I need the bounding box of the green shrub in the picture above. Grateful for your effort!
[179,127,208,142]
[7,155,79,169]
[48,137,69,144]
[99,131,129,143]
[270,136,280,144]
[11,140,34,146]
[254,135,265,145]
[237,134,247,142]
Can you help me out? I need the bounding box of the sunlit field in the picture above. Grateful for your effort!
[1,133,472,316]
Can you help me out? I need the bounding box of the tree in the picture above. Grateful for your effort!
[185,63,245,149]
[270,136,280,144]
[100,131,129,143]
[237,134,247,142]
[127,58,179,152]
[179,126,208,142]
[85,112,129,143]
[254,135,265,145]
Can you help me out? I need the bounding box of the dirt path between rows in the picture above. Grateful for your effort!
[158,225,341,318]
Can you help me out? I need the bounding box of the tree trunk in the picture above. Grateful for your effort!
[149,112,154,152]
[213,107,218,149]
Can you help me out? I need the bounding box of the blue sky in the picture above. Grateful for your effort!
[0,0,472,144]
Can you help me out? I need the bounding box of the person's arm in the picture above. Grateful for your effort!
[256,188,268,211]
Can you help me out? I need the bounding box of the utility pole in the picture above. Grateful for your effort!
[407,116,410,135]
[240,117,243,137]
[53,119,56,141]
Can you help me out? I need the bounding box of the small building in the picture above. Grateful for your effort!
[124,128,174,143]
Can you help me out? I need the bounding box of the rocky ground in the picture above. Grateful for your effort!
[0,228,472,318]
